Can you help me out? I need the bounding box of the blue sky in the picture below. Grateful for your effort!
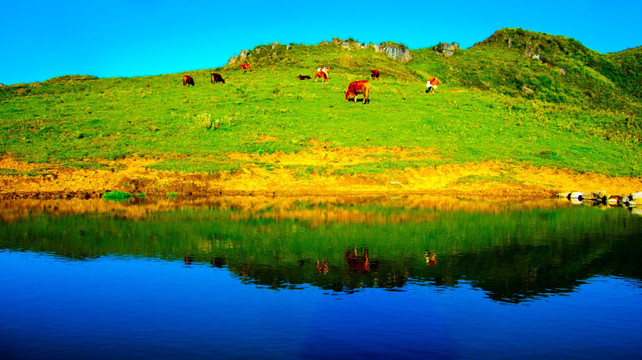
[2,0,640,85]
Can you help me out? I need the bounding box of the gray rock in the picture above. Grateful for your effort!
[375,42,412,62]
[227,49,251,65]
[434,42,460,57]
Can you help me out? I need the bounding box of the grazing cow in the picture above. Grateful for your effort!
[183,75,194,86]
[345,80,371,104]
[240,63,251,72]
[370,69,380,80]
[314,70,328,82]
[297,75,311,80]
[426,77,440,93]
[317,66,330,78]
[211,73,225,84]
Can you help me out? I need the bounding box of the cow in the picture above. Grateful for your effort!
[317,66,330,78]
[211,73,225,84]
[426,77,440,93]
[314,70,328,82]
[240,63,251,73]
[345,80,371,104]
[297,75,311,80]
[183,75,194,86]
[370,69,380,80]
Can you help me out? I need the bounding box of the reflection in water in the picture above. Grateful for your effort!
[0,195,641,302]
[315,260,329,274]
[0,194,575,222]
[211,256,226,268]
[425,251,438,267]
[1,196,642,359]
[345,248,372,273]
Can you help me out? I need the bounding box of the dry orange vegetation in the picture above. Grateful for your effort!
[0,195,574,223]
[1,146,641,202]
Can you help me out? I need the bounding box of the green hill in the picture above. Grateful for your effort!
[410,28,642,113]
[1,28,641,180]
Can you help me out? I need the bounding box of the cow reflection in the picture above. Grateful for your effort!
[315,260,330,274]
[211,256,226,268]
[345,248,371,273]
[425,251,437,267]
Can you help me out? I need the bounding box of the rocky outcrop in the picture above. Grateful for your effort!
[434,42,460,57]
[227,49,251,65]
[374,42,412,62]
[227,38,414,64]
[325,37,369,50]
[318,38,412,62]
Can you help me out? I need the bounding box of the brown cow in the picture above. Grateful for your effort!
[317,67,330,77]
[426,77,440,93]
[314,70,328,82]
[240,63,251,72]
[183,75,194,86]
[211,73,225,84]
[345,80,371,104]
[370,69,380,80]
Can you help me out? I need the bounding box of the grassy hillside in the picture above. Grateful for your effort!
[1,29,641,179]
[410,28,642,113]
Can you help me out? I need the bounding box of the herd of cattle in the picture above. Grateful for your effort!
[181,64,439,105]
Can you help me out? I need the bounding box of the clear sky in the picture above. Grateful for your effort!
[1,0,640,85]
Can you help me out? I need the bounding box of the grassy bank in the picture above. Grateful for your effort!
[1,70,640,176]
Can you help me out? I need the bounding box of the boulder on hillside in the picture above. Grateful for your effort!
[434,42,460,57]
[374,42,412,62]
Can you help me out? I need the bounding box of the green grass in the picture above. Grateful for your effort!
[0,30,640,177]
[0,168,53,177]
[102,190,133,201]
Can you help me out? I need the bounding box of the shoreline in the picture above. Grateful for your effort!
[2,156,641,201]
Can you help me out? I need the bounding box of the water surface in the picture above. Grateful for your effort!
[1,196,641,359]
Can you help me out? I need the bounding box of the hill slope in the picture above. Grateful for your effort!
[0,29,640,199]
[224,29,642,114]
[409,28,642,114]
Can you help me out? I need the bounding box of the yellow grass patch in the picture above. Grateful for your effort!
[1,147,640,201]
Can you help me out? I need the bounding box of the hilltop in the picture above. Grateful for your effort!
[223,28,642,114]
[0,28,640,200]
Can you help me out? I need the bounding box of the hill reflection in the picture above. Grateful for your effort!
[1,195,641,302]
[1,194,570,222]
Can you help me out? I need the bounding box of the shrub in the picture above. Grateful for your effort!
[339,54,357,69]
[197,113,213,130]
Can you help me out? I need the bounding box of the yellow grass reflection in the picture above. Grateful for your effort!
[0,195,571,223]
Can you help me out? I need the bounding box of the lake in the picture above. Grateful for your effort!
[1,195,641,359]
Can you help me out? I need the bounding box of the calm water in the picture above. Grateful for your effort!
[1,196,641,359]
